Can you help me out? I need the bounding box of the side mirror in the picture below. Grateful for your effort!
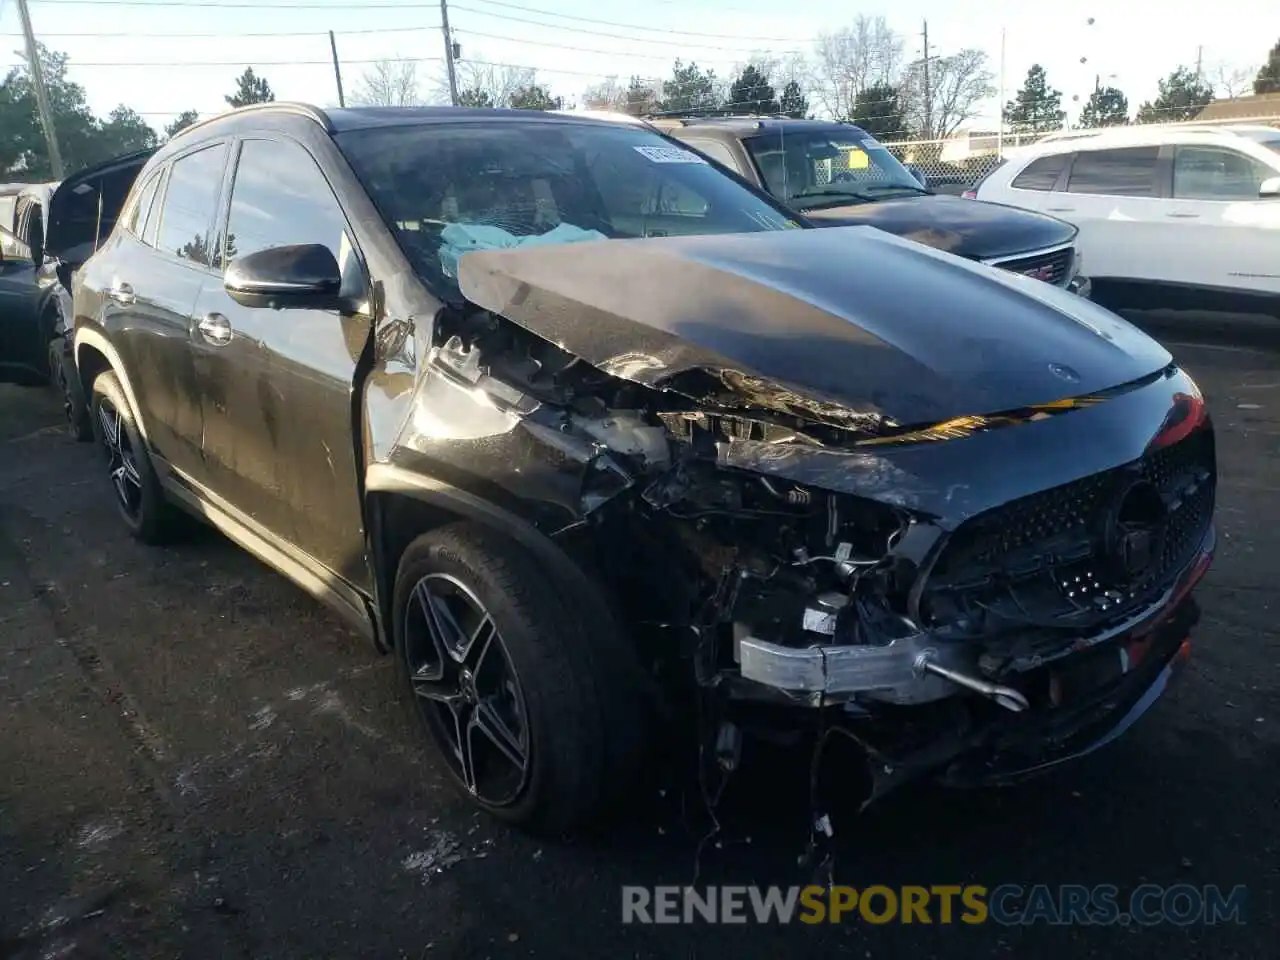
[905,165,928,187]
[1260,176,1280,198]
[224,243,342,310]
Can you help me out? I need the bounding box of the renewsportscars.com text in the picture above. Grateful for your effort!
[621,884,1248,926]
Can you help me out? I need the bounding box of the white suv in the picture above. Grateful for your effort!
[972,124,1280,311]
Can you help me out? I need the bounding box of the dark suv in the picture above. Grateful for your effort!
[653,117,1093,296]
[68,104,1214,833]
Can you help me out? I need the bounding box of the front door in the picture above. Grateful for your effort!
[1162,144,1280,296]
[193,135,371,586]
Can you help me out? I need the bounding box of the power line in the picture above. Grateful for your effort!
[30,0,441,7]
[0,25,439,37]
[455,0,810,42]
[30,0,810,44]
[450,5,805,54]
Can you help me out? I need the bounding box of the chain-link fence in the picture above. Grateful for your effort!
[878,115,1280,194]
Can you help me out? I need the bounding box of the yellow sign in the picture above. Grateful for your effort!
[847,148,869,169]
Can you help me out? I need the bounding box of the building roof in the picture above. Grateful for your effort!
[1196,93,1280,122]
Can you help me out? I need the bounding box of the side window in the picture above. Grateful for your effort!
[1173,146,1273,200]
[681,138,743,174]
[1011,153,1069,191]
[1066,146,1160,197]
[155,143,228,266]
[222,138,349,268]
[123,170,161,239]
[142,168,168,248]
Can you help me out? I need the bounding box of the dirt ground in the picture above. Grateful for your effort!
[1,318,1276,958]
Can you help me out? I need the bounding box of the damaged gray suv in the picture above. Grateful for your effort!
[68,104,1216,833]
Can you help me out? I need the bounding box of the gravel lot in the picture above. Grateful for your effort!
[2,316,1277,958]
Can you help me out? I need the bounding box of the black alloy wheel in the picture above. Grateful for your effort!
[89,369,185,544]
[403,572,531,807]
[96,393,145,521]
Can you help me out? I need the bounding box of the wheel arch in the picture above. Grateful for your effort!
[363,463,606,656]
[73,328,150,446]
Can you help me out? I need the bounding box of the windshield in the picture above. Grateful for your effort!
[742,128,926,208]
[335,121,803,300]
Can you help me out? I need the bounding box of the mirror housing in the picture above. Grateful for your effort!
[905,164,929,188]
[224,243,343,310]
[1260,176,1280,198]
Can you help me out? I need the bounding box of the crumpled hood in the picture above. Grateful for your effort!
[800,193,1078,262]
[455,225,1170,429]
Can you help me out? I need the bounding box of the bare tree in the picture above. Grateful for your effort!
[811,16,904,120]
[352,58,421,107]
[900,48,995,139]
[441,61,537,108]
[581,76,627,111]
[1211,62,1253,98]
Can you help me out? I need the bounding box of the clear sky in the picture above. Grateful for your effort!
[1,0,1277,133]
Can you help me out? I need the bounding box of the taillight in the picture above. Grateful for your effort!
[961,189,977,200]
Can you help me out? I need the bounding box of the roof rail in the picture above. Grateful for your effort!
[1036,120,1272,144]
[168,101,331,141]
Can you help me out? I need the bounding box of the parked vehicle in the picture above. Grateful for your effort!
[648,116,1092,296]
[971,123,1280,313]
[1,181,63,387]
[1,156,147,437]
[67,104,1214,833]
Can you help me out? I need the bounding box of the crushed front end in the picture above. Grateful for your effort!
[711,404,1214,802]
[413,229,1218,812]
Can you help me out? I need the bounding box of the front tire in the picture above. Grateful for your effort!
[89,370,184,544]
[393,523,645,834]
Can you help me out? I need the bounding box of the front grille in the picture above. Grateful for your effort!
[921,428,1215,646]
[992,246,1074,286]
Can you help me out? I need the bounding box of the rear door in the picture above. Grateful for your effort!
[1162,144,1280,296]
[191,134,371,584]
[1046,145,1166,283]
[82,143,226,482]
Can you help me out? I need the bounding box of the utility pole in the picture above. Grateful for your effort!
[328,31,346,107]
[15,0,64,179]
[921,19,932,140]
[1195,45,1203,81]
[440,0,459,106]
[997,27,1005,159]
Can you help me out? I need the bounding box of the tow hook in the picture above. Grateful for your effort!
[915,651,1030,713]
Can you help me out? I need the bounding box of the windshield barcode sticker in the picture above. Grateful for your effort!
[633,145,707,164]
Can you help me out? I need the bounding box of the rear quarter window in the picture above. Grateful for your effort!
[1011,153,1070,191]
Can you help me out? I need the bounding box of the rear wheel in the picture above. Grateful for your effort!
[89,370,184,543]
[393,523,646,833]
[49,338,92,441]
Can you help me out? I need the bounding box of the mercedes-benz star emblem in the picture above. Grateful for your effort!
[1048,363,1081,383]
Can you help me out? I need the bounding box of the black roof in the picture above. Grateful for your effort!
[176,101,633,140]
[655,117,868,138]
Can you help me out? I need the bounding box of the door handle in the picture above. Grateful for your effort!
[1045,206,1075,213]
[106,281,135,305]
[1166,212,1200,219]
[197,312,233,346]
